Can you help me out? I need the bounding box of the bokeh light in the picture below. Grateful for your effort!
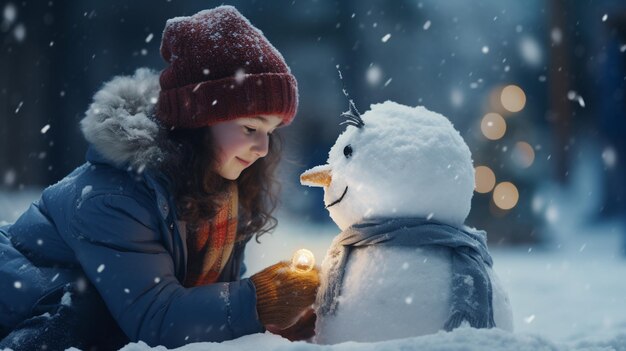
[493,182,519,210]
[475,166,496,193]
[500,85,526,112]
[512,142,535,168]
[480,113,507,140]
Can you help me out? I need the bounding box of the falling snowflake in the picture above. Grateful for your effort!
[3,3,17,24]
[235,68,246,84]
[567,90,585,107]
[81,185,92,197]
[551,27,563,45]
[451,89,463,107]
[381,33,391,43]
[602,147,617,168]
[366,64,383,86]
[532,195,544,213]
[546,205,559,223]
[519,36,542,66]
[13,23,26,42]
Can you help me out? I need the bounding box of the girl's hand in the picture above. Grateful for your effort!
[250,261,320,329]
[266,308,316,341]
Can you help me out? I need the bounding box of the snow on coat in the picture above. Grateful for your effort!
[0,69,263,348]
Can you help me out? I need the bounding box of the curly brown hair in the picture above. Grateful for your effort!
[160,126,281,242]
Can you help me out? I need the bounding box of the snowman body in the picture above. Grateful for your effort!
[314,245,513,344]
[301,101,514,343]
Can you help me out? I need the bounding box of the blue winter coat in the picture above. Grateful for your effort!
[0,69,263,348]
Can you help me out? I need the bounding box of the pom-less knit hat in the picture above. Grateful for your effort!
[156,6,298,129]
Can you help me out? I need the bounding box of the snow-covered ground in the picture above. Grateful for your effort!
[2,191,625,351]
[238,215,626,351]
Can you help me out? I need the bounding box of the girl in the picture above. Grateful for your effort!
[0,6,319,350]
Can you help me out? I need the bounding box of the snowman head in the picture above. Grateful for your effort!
[301,101,475,231]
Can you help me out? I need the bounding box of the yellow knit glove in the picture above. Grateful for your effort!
[250,261,320,329]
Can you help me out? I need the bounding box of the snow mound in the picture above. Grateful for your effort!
[116,327,626,351]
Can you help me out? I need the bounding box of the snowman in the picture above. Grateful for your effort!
[300,100,513,344]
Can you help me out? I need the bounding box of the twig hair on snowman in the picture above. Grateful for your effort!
[300,83,514,344]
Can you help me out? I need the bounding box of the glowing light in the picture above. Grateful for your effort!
[291,249,315,273]
[512,142,535,168]
[480,113,507,140]
[501,85,526,112]
[475,166,496,193]
[493,182,519,210]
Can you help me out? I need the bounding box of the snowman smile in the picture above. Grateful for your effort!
[326,186,348,208]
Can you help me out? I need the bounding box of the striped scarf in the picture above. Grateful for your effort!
[184,183,238,287]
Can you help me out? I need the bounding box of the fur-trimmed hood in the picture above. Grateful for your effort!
[80,68,165,170]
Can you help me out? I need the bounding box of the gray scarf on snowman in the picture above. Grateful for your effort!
[316,217,496,331]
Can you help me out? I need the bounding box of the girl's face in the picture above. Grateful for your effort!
[211,115,283,180]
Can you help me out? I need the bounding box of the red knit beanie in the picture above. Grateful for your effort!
[156,6,298,129]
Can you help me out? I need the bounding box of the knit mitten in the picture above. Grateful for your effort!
[250,261,320,329]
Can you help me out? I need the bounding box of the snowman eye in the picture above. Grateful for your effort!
[343,145,353,158]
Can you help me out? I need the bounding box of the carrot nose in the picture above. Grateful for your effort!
[300,165,332,187]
